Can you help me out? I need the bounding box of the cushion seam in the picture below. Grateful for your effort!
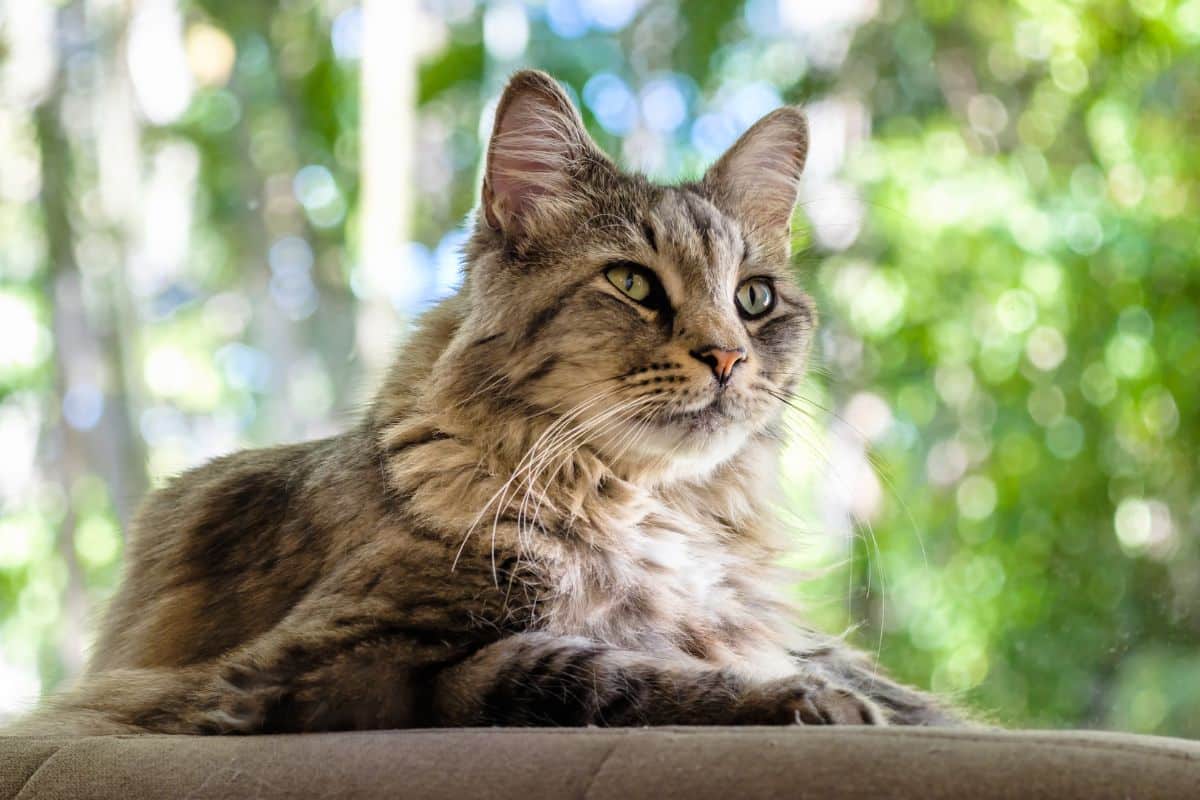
[581,738,624,800]
[12,743,67,800]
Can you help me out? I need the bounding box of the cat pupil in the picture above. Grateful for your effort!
[736,279,773,317]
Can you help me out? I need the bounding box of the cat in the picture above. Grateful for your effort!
[11,70,961,735]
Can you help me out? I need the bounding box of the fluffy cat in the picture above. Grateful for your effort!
[12,70,960,735]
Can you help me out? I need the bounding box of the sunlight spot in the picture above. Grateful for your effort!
[75,515,122,569]
[1114,498,1176,559]
[128,0,194,124]
[927,439,968,487]
[1026,326,1066,371]
[843,392,892,442]
[483,2,529,61]
[956,475,997,520]
[0,658,39,718]
[186,22,236,88]
[0,293,48,371]
[996,289,1037,333]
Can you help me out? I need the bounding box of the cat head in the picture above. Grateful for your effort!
[445,70,815,480]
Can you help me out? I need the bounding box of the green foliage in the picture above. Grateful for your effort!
[810,0,1200,735]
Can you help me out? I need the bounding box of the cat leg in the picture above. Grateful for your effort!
[433,632,886,726]
[4,694,154,736]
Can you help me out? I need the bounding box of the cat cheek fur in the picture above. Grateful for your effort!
[9,70,964,736]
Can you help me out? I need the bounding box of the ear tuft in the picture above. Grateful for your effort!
[482,70,604,236]
[702,107,809,236]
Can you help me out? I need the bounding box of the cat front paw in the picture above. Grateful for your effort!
[182,664,283,734]
[736,675,886,726]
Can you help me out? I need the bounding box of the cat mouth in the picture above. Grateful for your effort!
[659,399,734,433]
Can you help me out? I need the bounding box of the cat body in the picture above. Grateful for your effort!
[13,71,959,735]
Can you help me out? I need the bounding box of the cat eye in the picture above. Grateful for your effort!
[605,262,666,309]
[735,277,775,319]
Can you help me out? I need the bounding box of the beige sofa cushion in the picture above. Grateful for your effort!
[2,727,1197,799]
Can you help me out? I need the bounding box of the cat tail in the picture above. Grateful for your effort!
[2,702,149,736]
[2,666,215,736]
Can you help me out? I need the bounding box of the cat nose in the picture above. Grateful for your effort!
[690,346,747,387]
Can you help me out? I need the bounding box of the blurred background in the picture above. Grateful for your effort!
[0,0,1197,736]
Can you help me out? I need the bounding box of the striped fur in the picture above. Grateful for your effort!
[8,71,961,735]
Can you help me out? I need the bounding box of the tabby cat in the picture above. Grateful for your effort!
[14,71,960,735]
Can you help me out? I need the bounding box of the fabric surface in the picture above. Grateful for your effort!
[1,727,1197,799]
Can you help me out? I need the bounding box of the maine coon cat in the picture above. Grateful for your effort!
[14,70,959,734]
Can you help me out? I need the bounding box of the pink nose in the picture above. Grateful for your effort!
[691,346,747,386]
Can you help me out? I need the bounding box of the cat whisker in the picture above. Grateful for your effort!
[483,391,654,583]
[760,384,894,673]
[764,385,929,572]
[605,403,658,476]
[518,396,657,539]
[492,390,639,572]
[452,386,625,576]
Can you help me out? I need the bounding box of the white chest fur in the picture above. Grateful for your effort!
[531,493,797,680]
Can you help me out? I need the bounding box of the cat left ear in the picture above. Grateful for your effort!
[482,70,608,237]
[701,107,809,237]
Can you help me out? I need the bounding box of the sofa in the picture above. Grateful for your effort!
[2,726,1197,799]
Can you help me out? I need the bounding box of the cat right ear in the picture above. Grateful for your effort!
[701,106,809,239]
[481,71,607,237]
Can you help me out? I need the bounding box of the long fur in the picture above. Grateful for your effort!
[7,71,962,735]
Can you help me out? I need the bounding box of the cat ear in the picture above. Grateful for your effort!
[702,107,809,236]
[482,70,607,236]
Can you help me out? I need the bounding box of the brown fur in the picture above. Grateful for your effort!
[9,71,962,735]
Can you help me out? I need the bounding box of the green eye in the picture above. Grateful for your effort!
[735,278,774,319]
[605,263,656,304]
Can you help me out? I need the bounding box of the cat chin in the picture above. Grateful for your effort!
[603,418,752,484]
